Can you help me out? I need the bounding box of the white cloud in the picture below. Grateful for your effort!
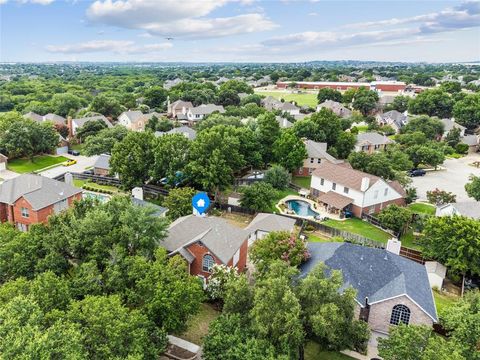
[86,0,276,39]
[45,40,172,54]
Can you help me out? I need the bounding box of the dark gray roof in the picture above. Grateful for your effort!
[23,111,43,122]
[164,215,247,264]
[131,197,168,217]
[94,154,110,170]
[305,140,342,164]
[0,174,82,210]
[440,118,466,132]
[245,213,296,233]
[300,242,437,322]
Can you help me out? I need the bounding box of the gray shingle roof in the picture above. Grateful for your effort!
[189,104,225,115]
[245,213,296,233]
[44,113,66,125]
[0,174,82,210]
[155,126,197,140]
[300,242,437,322]
[441,118,466,133]
[121,110,144,123]
[305,140,342,164]
[461,135,479,146]
[131,197,168,217]
[164,215,247,264]
[23,112,43,122]
[317,100,352,118]
[356,132,394,146]
[94,154,110,170]
[72,115,112,129]
[437,201,480,219]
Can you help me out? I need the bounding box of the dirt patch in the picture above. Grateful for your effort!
[218,211,254,228]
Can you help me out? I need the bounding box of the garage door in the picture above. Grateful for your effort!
[56,146,68,155]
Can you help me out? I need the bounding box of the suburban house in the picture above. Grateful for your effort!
[300,242,437,334]
[118,111,162,131]
[24,112,66,125]
[0,174,82,231]
[440,118,466,138]
[261,96,300,116]
[295,140,344,176]
[167,100,193,118]
[0,154,7,171]
[67,115,112,137]
[163,213,296,282]
[276,116,293,129]
[56,134,69,155]
[436,201,480,220]
[460,135,479,153]
[186,104,225,123]
[310,161,406,217]
[163,78,183,90]
[155,126,197,140]
[376,110,409,132]
[93,154,111,176]
[355,132,394,154]
[316,100,352,118]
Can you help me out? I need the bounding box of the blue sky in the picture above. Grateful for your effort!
[1,0,479,63]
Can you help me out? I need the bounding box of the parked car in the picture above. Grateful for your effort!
[408,168,426,177]
[68,149,80,156]
[63,159,77,167]
[83,169,94,175]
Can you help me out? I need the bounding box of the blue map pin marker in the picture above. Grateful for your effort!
[192,192,210,217]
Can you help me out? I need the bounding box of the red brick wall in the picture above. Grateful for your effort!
[94,168,109,176]
[352,197,406,218]
[376,84,406,92]
[0,203,7,222]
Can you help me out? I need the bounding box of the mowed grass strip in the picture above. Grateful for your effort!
[254,90,318,107]
[7,155,69,173]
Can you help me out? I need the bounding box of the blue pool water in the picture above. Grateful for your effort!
[286,200,319,217]
[83,191,110,203]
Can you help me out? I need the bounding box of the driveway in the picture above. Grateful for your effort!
[411,153,480,202]
[39,155,99,178]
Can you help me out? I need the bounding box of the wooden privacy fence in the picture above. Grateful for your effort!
[399,246,425,264]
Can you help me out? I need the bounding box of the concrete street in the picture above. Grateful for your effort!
[38,155,98,178]
[411,153,480,202]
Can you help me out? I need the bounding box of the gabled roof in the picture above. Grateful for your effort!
[356,132,394,146]
[436,201,480,220]
[317,100,352,118]
[120,110,143,123]
[171,100,193,110]
[164,215,247,264]
[280,102,299,111]
[275,116,293,129]
[304,140,342,164]
[381,110,408,127]
[189,104,225,115]
[94,154,110,170]
[300,242,437,322]
[312,161,380,192]
[43,113,66,125]
[318,191,353,209]
[245,213,296,233]
[0,174,82,210]
[131,197,168,217]
[23,111,43,122]
[155,126,197,140]
[72,115,112,128]
[440,118,466,133]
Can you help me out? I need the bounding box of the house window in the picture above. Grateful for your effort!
[202,254,214,272]
[310,157,314,164]
[16,223,28,232]
[332,183,336,190]
[298,168,303,175]
[390,304,411,325]
[317,158,321,164]
[21,207,29,218]
[374,144,381,150]
[344,187,349,194]
[308,168,313,175]
[320,178,324,186]
[374,190,379,199]
[384,188,388,196]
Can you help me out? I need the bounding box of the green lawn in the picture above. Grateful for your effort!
[408,203,435,216]
[292,176,311,189]
[70,143,85,153]
[175,303,220,345]
[433,290,459,315]
[254,90,318,107]
[7,155,69,173]
[305,341,355,360]
[307,233,344,243]
[353,125,369,133]
[323,218,392,243]
[73,179,123,194]
[400,230,423,250]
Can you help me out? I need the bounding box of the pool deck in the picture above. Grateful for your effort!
[276,195,343,221]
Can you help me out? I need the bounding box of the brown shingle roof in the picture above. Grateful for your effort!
[317,191,353,209]
[312,161,380,192]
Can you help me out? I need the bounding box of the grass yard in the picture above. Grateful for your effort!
[70,143,85,153]
[353,125,369,133]
[254,90,318,107]
[433,290,459,315]
[323,218,391,243]
[307,233,344,243]
[176,303,220,345]
[73,179,123,194]
[400,230,423,250]
[292,176,311,189]
[7,155,69,173]
[305,341,355,360]
[408,202,435,216]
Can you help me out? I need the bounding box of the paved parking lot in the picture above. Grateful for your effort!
[411,154,480,202]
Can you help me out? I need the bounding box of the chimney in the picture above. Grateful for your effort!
[386,238,401,255]
[360,177,370,192]
[131,187,144,201]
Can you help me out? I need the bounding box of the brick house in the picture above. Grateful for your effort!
[355,132,394,154]
[167,99,193,118]
[295,139,344,176]
[118,111,163,132]
[316,100,352,118]
[376,110,409,133]
[310,162,406,217]
[163,213,296,284]
[0,174,82,231]
[93,154,111,176]
[68,115,113,137]
[301,242,437,335]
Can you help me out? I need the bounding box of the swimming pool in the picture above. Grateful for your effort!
[83,191,110,203]
[286,199,319,217]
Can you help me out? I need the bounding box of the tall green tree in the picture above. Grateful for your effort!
[110,131,155,188]
[408,89,453,118]
[51,93,83,117]
[240,182,277,212]
[377,204,412,234]
[352,87,379,116]
[264,165,290,190]
[317,88,342,104]
[256,112,281,165]
[83,125,128,156]
[90,94,123,118]
[163,187,196,220]
[272,130,307,172]
[151,133,190,183]
[465,175,480,201]
[144,86,168,109]
[75,119,108,141]
[453,93,480,129]
[401,116,444,139]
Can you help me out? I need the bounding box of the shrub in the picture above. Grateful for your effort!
[455,143,469,155]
